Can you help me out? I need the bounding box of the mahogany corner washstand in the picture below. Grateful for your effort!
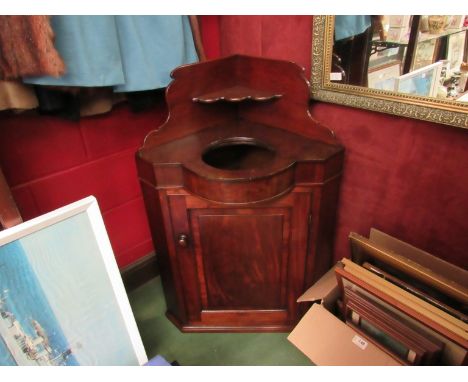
[136,55,344,332]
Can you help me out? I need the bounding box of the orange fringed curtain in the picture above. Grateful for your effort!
[0,16,65,79]
[0,16,205,116]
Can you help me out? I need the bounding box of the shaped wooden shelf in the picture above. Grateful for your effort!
[192,85,283,103]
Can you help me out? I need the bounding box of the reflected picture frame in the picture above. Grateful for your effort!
[368,62,401,91]
[412,38,438,71]
[311,15,468,129]
[396,61,443,97]
[0,196,147,366]
[447,16,466,30]
[447,31,467,74]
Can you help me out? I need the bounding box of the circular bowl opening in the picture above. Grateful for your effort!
[202,137,275,171]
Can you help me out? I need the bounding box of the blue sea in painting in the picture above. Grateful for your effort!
[0,240,79,365]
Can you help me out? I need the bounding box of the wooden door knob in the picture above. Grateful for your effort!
[178,234,188,247]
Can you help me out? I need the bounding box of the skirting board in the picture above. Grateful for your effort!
[121,251,159,292]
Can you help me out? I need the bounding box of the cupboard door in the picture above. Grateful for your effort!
[167,191,311,330]
[192,209,290,311]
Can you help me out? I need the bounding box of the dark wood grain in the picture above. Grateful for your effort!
[140,55,341,148]
[137,55,344,331]
[196,211,286,309]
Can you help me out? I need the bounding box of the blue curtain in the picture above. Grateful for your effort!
[334,16,371,41]
[23,16,198,92]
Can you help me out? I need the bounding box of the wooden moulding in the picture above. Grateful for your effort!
[336,262,468,351]
[349,231,468,306]
[342,286,444,365]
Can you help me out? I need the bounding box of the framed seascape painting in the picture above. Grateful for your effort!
[0,196,147,366]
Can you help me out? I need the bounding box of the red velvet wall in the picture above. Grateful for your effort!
[0,103,167,268]
[1,16,467,270]
[0,17,218,270]
[214,15,468,269]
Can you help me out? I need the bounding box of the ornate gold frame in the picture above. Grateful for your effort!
[311,16,468,129]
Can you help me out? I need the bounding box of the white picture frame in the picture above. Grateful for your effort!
[447,16,466,30]
[368,62,401,91]
[0,196,147,366]
[412,39,438,71]
[388,15,411,28]
[387,27,410,43]
[457,93,468,102]
[447,31,467,74]
[396,61,443,97]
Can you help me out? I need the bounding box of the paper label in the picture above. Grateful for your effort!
[352,335,368,350]
[330,72,343,81]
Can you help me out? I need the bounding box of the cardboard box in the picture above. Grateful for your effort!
[287,266,402,366]
[288,228,468,366]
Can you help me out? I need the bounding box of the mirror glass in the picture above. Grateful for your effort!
[332,15,468,102]
[311,16,468,129]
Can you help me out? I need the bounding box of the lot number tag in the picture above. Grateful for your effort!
[352,335,368,350]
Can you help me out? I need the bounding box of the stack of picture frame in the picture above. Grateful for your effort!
[335,229,468,366]
[342,287,444,365]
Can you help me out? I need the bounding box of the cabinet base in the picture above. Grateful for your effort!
[166,312,294,333]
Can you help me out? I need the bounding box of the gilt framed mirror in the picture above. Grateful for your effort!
[311,15,468,129]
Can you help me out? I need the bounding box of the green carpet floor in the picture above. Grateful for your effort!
[127,276,312,366]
